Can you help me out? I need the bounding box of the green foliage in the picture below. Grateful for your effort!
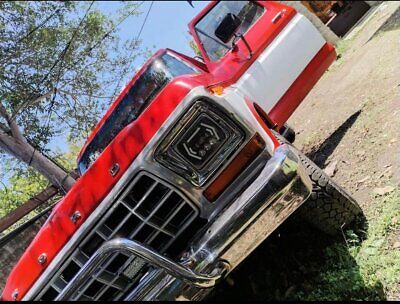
[189,39,202,57]
[0,142,80,217]
[0,1,144,154]
[292,190,400,301]
[51,142,82,172]
[0,167,48,218]
[212,190,400,301]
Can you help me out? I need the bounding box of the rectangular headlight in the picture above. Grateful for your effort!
[155,100,245,186]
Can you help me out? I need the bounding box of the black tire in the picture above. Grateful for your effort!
[297,152,363,236]
[279,123,296,144]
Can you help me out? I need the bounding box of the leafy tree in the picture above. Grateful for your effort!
[0,1,144,192]
[189,39,203,57]
[0,143,80,217]
[0,168,48,218]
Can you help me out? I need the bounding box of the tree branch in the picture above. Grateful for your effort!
[58,89,113,99]
[0,102,25,143]
[11,88,56,120]
[0,121,10,134]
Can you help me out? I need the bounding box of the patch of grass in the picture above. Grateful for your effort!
[335,39,352,58]
[292,190,400,300]
[329,37,355,72]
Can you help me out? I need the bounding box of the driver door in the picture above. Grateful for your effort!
[189,1,296,88]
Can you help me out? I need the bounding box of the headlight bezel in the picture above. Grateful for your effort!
[155,99,246,187]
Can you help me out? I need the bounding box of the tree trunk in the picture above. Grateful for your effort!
[0,133,76,192]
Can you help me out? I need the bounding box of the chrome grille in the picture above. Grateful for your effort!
[36,172,202,301]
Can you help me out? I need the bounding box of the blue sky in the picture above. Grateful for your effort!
[51,1,209,153]
[98,1,208,69]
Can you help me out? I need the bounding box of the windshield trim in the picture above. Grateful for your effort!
[165,50,202,74]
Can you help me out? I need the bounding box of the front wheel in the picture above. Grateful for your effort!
[279,123,296,144]
[297,151,364,236]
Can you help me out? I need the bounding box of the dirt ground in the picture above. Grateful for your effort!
[290,1,400,205]
[210,2,400,301]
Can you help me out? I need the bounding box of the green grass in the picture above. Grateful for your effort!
[335,39,352,58]
[328,38,354,72]
[292,190,400,300]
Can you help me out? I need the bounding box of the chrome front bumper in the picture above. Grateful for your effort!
[58,144,312,301]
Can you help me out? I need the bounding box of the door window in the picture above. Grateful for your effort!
[195,1,264,61]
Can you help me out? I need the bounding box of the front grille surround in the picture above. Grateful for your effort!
[36,172,202,301]
[155,99,246,187]
[21,87,270,301]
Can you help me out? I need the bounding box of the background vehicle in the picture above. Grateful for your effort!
[2,1,362,301]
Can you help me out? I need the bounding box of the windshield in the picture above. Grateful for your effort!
[78,52,199,174]
[195,1,264,61]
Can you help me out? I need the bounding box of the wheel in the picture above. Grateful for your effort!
[279,123,296,144]
[272,131,364,236]
[297,151,364,236]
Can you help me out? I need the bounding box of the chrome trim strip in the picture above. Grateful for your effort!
[192,144,309,263]
[35,171,201,300]
[22,87,206,299]
[55,238,229,300]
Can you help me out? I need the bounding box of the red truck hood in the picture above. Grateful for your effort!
[1,77,205,301]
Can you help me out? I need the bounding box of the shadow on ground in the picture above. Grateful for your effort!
[208,214,384,301]
[368,6,400,42]
[305,110,361,168]
[208,112,385,301]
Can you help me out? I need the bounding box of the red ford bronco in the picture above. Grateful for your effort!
[2,1,362,301]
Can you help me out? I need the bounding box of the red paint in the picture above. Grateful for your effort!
[2,77,205,301]
[188,1,296,88]
[2,1,337,300]
[77,49,209,162]
[268,43,336,128]
[77,49,164,162]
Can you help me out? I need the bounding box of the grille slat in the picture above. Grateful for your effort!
[161,201,197,253]
[108,210,134,239]
[36,172,202,301]
[72,250,89,267]
[128,188,177,238]
[146,200,185,246]
[97,224,113,239]
[51,277,66,293]
[97,271,128,290]
[131,181,158,211]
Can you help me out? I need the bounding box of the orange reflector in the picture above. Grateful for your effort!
[204,133,265,202]
[210,85,225,95]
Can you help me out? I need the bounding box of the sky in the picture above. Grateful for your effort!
[98,1,208,69]
[50,0,209,154]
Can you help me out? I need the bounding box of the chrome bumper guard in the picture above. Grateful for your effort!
[55,238,229,300]
[57,144,312,301]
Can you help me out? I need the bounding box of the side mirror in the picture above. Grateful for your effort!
[214,13,241,44]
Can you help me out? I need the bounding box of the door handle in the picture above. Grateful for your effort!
[272,9,286,24]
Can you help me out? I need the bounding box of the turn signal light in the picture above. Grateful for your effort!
[204,133,265,202]
[209,85,225,95]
